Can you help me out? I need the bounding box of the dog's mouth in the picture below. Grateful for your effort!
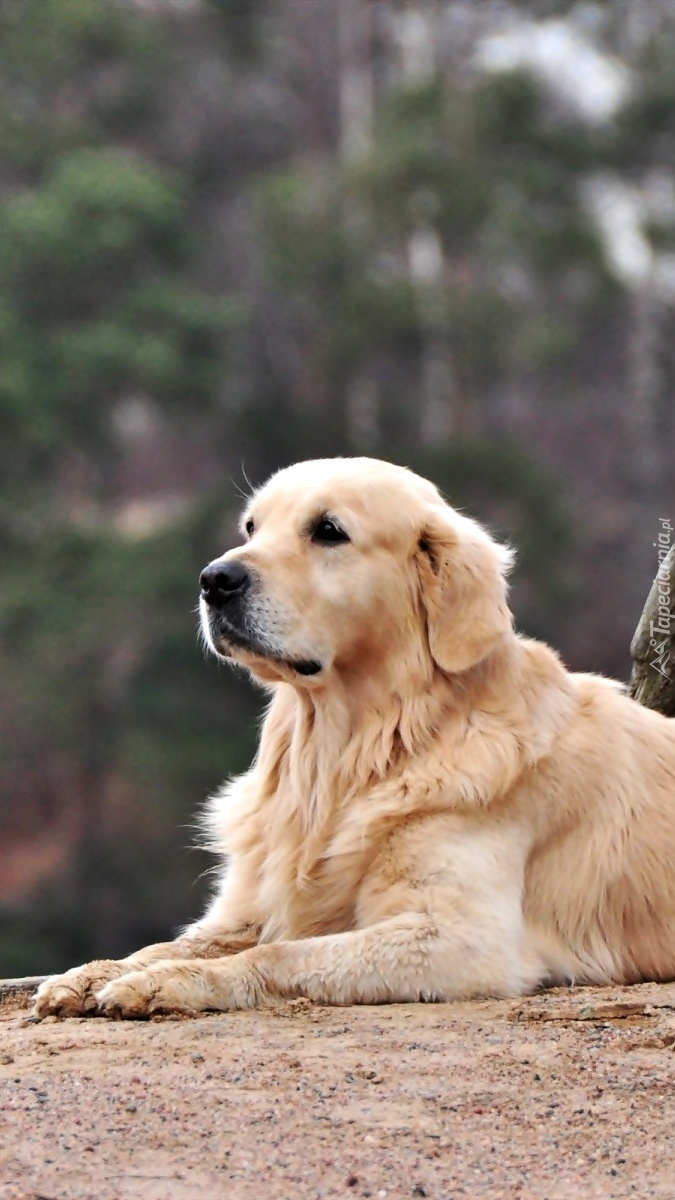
[207,613,323,680]
[289,659,323,677]
[219,639,323,679]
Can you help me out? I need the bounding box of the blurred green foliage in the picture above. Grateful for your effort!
[0,0,254,968]
[0,146,238,492]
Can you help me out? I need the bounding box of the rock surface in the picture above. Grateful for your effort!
[3,982,675,1199]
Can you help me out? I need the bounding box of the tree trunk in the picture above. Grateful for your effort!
[629,539,675,717]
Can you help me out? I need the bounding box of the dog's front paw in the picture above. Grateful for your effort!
[34,960,128,1018]
[97,956,265,1018]
[96,961,206,1019]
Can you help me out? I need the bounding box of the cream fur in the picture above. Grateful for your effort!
[35,457,675,1019]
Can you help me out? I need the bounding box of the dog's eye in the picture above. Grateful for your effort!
[244,518,254,538]
[311,517,350,546]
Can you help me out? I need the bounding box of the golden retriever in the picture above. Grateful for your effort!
[35,456,675,1018]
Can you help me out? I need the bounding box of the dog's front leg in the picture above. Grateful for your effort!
[94,914,437,1016]
[96,906,542,1017]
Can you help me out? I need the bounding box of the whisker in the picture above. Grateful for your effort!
[240,460,256,498]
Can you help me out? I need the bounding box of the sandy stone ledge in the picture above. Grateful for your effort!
[2,981,675,1199]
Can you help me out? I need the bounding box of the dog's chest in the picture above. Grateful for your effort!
[255,802,372,941]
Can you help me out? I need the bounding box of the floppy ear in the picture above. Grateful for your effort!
[417,505,514,674]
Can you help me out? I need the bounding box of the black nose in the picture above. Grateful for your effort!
[200,560,250,607]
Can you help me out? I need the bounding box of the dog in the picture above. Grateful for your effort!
[35,456,675,1018]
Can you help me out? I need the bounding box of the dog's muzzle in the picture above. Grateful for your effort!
[199,558,323,678]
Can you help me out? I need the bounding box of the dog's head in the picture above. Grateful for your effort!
[199,458,514,687]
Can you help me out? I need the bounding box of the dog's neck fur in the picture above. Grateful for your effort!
[268,633,520,877]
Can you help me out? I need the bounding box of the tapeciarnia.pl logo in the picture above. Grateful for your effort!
[650,517,672,681]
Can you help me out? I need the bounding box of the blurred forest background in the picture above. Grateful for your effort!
[1,0,674,975]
